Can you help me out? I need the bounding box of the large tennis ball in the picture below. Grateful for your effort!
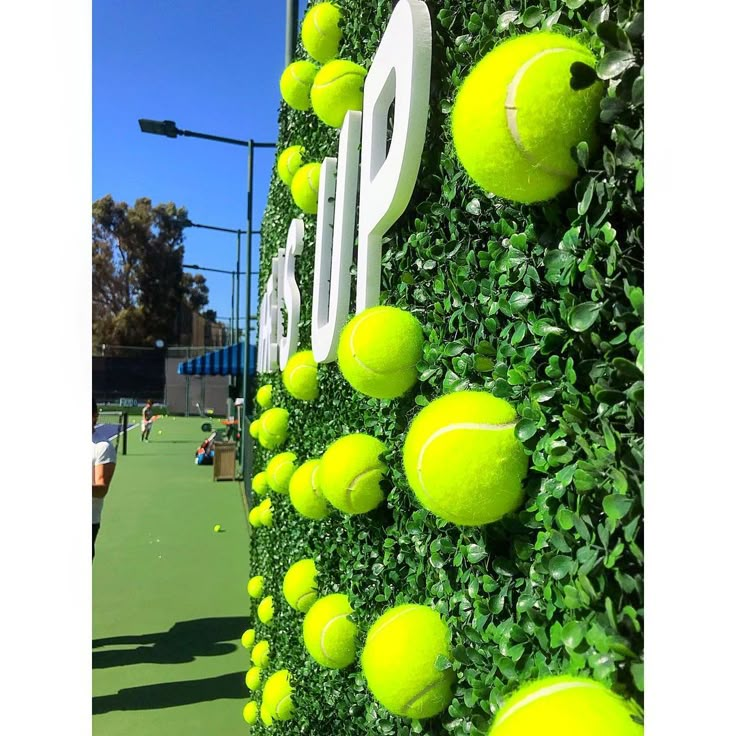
[249,418,261,439]
[258,596,275,625]
[277,146,305,187]
[310,60,367,128]
[245,666,262,691]
[258,498,274,528]
[283,350,319,401]
[262,670,294,721]
[252,471,269,495]
[452,32,604,204]
[317,433,387,514]
[251,639,270,667]
[290,162,322,214]
[266,452,298,494]
[241,628,256,649]
[243,700,259,724]
[303,593,357,669]
[488,676,643,736]
[289,459,330,519]
[301,2,343,63]
[248,507,262,527]
[337,306,424,399]
[403,391,528,526]
[247,575,265,600]
[258,407,289,449]
[256,384,273,409]
[280,60,318,111]
[361,604,455,719]
[282,558,318,613]
[261,702,274,727]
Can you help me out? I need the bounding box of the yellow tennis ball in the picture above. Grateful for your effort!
[302,593,357,669]
[245,666,262,691]
[258,596,275,624]
[283,350,319,401]
[301,2,343,63]
[488,676,643,736]
[256,384,273,409]
[263,669,294,721]
[310,59,367,128]
[241,628,256,648]
[317,433,387,514]
[266,452,298,493]
[258,407,289,449]
[258,498,274,528]
[337,306,424,399]
[249,418,261,439]
[243,700,259,724]
[361,604,455,719]
[290,162,322,214]
[248,507,262,527]
[289,459,330,519]
[277,146,305,187]
[247,575,265,599]
[213,524,221,533]
[282,558,318,613]
[260,701,274,727]
[280,60,318,110]
[251,639,270,667]
[403,391,528,526]
[452,32,604,204]
[252,471,269,495]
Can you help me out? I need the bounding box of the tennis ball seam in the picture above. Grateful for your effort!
[290,65,315,86]
[295,590,316,609]
[345,465,384,512]
[319,612,351,665]
[366,604,422,644]
[310,464,320,498]
[274,692,291,719]
[311,10,329,40]
[402,674,450,715]
[348,311,420,376]
[312,70,364,91]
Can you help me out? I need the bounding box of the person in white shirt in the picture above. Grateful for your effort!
[93,398,117,560]
[141,399,154,442]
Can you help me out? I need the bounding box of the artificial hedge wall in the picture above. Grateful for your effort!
[249,1,644,734]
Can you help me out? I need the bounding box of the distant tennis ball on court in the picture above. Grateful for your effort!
[277,146,306,187]
[258,498,274,528]
[403,391,528,526]
[282,558,319,613]
[252,471,269,495]
[303,593,357,669]
[337,306,424,399]
[242,700,259,725]
[318,433,387,514]
[256,384,274,409]
[289,459,330,519]
[241,628,256,649]
[248,575,265,599]
[311,59,367,128]
[361,604,455,719]
[248,507,262,527]
[251,639,270,667]
[290,162,322,214]
[213,524,221,533]
[283,350,319,401]
[488,675,644,736]
[157,429,163,435]
[451,32,604,204]
[258,407,289,449]
[245,665,262,691]
[260,702,274,727]
[301,2,343,63]
[249,419,261,439]
[280,60,319,111]
[258,595,275,624]
[263,669,294,721]
[266,452,298,494]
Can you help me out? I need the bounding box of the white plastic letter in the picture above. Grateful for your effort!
[278,219,305,369]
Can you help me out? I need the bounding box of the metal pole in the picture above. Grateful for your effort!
[285,0,299,66]
[230,271,235,345]
[241,139,254,477]
[235,231,241,343]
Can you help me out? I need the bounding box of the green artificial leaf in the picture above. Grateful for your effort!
[567,302,602,332]
[509,291,534,312]
[603,494,633,521]
[561,621,586,648]
[521,6,544,28]
[549,556,574,580]
[565,0,587,9]
[515,418,538,442]
[576,141,589,169]
[596,20,633,51]
[597,51,636,80]
[497,10,519,31]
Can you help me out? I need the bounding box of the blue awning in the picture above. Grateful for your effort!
[177,343,257,376]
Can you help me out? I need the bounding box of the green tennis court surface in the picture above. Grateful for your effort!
[93,417,252,735]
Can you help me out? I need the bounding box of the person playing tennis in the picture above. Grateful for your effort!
[141,399,154,442]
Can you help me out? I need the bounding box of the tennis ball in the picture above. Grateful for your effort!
[266,452,298,494]
[361,604,455,719]
[403,391,528,526]
[318,433,387,514]
[256,384,273,409]
[289,459,330,519]
[280,60,318,111]
[251,639,270,668]
[290,162,322,214]
[337,306,424,399]
[301,3,343,63]
[282,558,318,613]
[303,593,357,669]
[157,429,163,435]
[263,669,294,721]
[248,507,262,527]
[258,498,274,528]
[245,666,262,691]
[258,407,289,449]
[242,700,259,725]
[260,702,274,727]
[311,60,367,128]
[283,350,319,401]
[452,32,604,204]
[249,419,261,439]
[277,146,305,187]
[252,471,269,495]
[488,675,644,736]
[258,595,275,624]
[241,628,256,649]
[248,575,265,599]
[213,524,221,532]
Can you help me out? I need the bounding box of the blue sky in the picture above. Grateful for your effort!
[93,0,309,338]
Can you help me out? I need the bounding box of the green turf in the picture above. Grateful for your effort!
[93,416,253,735]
